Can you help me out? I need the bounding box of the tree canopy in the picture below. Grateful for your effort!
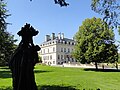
[91,0,120,29]
[72,17,118,69]
[0,1,17,66]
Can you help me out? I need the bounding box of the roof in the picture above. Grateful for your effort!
[40,37,75,45]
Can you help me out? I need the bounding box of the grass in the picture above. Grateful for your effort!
[0,65,120,90]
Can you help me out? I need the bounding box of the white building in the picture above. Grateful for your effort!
[39,33,76,65]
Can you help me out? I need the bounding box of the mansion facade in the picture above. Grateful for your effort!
[39,33,76,65]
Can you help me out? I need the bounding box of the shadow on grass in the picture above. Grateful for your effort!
[0,85,76,90]
[0,86,101,90]
[34,70,52,73]
[37,85,77,90]
[0,66,51,78]
[0,70,12,78]
[0,70,52,79]
[84,68,120,72]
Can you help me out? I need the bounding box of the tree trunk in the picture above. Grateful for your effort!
[102,64,104,70]
[116,63,118,70]
[95,62,98,70]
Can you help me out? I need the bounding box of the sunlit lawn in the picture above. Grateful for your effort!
[0,65,120,90]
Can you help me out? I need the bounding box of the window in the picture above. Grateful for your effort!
[65,41,67,44]
[64,48,66,52]
[61,55,63,60]
[68,57,70,61]
[48,56,49,60]
[50,55,52,60]
[68,48,70,52]
[64,55,66,60]
[72,42,74,45]
[53,47,55,52]
[58,55,60,60]
[43,56,45,60]
[43,49,45,54]
[58,40,60,43]
[69,42,70,45]
[72,58,74,62]
[61,48,63,52]
[43,56,49,60]
[48,48,49,53]
[53,61,55,64]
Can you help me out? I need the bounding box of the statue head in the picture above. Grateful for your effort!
[17,23,39,37]
[17,23,39,46]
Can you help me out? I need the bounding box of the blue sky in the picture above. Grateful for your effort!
[6,0,120,45]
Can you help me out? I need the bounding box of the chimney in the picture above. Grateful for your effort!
[45,35,50,42]
[58,32,61,39]
[61,33,64,39]
[51,33,55,40]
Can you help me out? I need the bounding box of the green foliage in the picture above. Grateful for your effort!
[91,0,120,28]
[0,1,17,66]
[72,17,118,69]
[38,55,42,63]
[118,53,120,63]
[0,65,120,90]
[54,0,69,7]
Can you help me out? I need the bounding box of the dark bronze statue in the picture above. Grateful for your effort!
[9,23,40,90]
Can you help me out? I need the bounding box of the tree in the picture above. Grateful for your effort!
[91,0,120,29]
[72,17,118,69]
[0,1,17,66]
[38,55,42,63]
[54,0,69,6]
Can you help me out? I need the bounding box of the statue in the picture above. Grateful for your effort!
[9,23,40,90]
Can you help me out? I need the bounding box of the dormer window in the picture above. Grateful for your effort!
[68,42,70,45]
[65,41,67,44]
[72,42,74,45]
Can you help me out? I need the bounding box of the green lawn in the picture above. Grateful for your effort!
[0,65,120,90]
